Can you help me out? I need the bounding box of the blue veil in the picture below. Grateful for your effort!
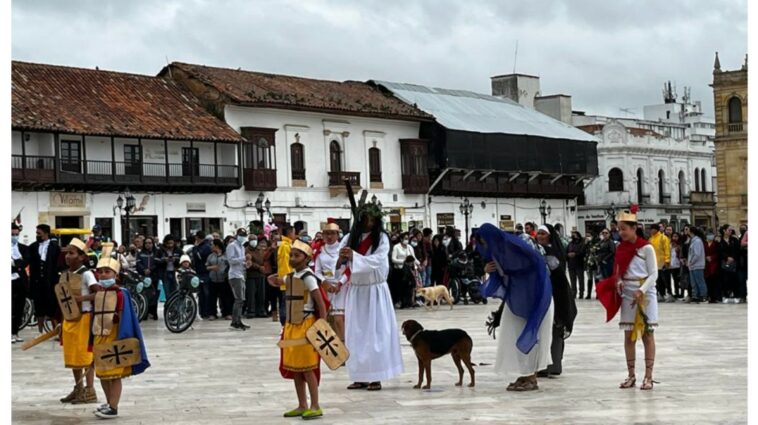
[475,223,552,354]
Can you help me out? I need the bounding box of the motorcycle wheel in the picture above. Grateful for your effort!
[164,293,197,333]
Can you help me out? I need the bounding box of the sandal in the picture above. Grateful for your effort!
[366,382,382,391]
[640,376,658,390]
[347,382,368,390]
[619,376,636,389]
[507,376,527,391]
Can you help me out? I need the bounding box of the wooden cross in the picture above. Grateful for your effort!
[58,287,74,315]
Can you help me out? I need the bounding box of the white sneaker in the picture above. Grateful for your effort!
[94,403,110,413]
[11,336,17,343]
[664,294,675,303]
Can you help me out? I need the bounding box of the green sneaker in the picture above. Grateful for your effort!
[302,408,323,420]
[283,408,306,418]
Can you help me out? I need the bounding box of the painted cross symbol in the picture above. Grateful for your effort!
[316,330,338,357]
[59,287,74,315]
[101,344,134,365]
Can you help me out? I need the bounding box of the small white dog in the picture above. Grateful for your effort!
[416,286,454,310]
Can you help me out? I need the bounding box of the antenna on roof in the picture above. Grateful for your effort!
[165,55,172,78]
[619,107,636,117]
[512,40,519,74]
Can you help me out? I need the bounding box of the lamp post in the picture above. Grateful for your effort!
[255,192,271,224]
[538,199,552,225]
[459,197,474,242]
[115,188,136,244]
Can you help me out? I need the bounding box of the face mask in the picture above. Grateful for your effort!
[707,235,715,241]
[401,239,408,246]
[11,235,19,244]
[249,239,258,249]
[237,236,247,244]
[100,278,116,288]
[442,238,450,247]
[410,241,418,247]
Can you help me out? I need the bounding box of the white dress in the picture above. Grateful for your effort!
[619,244,659,330]
[314,241,348,315]
[340,232,404,382]
[494,298,554,379]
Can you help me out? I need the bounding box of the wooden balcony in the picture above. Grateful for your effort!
[13,156,240,192]
[244,168,277,191]
[402,174,430,194]
[11,155,56,188]
[435,172,582,198]
[328,171,360,197]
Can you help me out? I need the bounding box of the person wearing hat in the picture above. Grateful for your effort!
[90,257,151,418]
[596,210,659,391]
[28,223,63,333]
[58,238,99,405]
[268,239,328,419]
[314,221,348,341]
[226,228,250,330]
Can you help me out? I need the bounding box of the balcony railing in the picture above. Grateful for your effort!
[328,171,360,187]
[244,168,277,191]
[13,156,239,190]
[728,122,744,133]
[11,155,56,185]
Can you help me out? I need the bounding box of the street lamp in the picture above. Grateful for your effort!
[459,197,474,242]
[115,188,136,243]
[538,199,552,225]
[255,192,271,224]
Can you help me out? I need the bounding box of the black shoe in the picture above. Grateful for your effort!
[536,370,549,378]
[238,322,251,330]
[584,295,591,300]
[95,406,118,419]
[230,322,243,330]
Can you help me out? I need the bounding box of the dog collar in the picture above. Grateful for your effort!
[409,330,423,343]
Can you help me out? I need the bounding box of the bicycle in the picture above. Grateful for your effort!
[164,270,200,333]
[20,298,54,333]
[121,270,148,321]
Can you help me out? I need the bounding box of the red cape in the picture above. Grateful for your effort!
[596,237,649,322]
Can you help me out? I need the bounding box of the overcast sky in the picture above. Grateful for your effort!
[12,0,747,117]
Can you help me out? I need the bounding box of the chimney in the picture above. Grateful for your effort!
[490,73,541,108]
[534,95,573,124]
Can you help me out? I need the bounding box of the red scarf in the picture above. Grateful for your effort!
[596,237,649,322]
[342,234,375,281]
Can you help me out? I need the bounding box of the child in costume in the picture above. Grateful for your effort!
[269,240,328,420]
[89,258,151,419]
[596,210,659,390]
[59,238,98,404]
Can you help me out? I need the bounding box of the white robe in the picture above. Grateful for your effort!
[341,232,404,382]
[314,241,348,314]
[494,299,554,379]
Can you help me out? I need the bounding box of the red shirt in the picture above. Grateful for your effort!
[705,241,720,278]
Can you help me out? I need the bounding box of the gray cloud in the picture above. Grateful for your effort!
[12,0,747,117]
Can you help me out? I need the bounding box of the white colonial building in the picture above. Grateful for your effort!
[162,62,432,234]
[573,84,717,235]
[11,61,245,244]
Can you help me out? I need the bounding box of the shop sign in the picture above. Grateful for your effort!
[50,193,86,209]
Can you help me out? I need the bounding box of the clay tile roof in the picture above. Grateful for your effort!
[12,61,244,142]
[165,62,433,121]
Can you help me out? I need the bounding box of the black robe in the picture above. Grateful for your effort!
[28,240,63,318]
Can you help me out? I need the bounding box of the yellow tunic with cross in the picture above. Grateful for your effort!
[60,266,97,368]
[92,288,131,380]
[281,269,320,373]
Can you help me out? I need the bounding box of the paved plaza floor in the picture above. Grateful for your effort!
[12,299,747,424]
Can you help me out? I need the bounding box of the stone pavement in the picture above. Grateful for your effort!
[12,300,747,424]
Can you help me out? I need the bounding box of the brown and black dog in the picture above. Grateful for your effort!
[401,319,475,389]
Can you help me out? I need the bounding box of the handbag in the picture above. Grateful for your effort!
[721,260,737,273]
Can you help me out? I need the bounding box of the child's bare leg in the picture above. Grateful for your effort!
[294,374,308,410]
[108,379,122,410]
[85,365,95,388]
[304,370,320,410]
[623,331,636,377]
[72,368,83,387]
[100,380,110,404]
